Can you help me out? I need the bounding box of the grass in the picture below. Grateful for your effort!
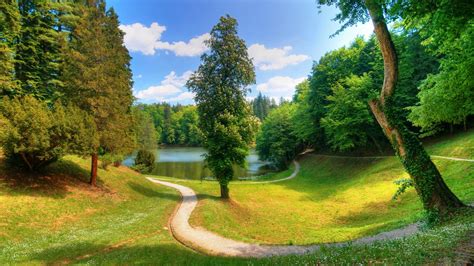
[0,131,472,265]
[179,130,474,245]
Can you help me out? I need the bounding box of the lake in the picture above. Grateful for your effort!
[123,147,272,180]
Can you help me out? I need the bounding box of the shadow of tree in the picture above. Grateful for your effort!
[128,181,180,201]
[0,158,92,199]
[26,242,238,265]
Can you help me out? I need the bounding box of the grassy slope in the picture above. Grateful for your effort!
[0,131,472,265]
[186,131,474,245]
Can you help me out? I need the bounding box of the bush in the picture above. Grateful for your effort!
[0,96,98,171]
[134,149,155,173]
[100,153,124,170]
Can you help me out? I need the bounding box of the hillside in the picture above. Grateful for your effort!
[0,131,472,265]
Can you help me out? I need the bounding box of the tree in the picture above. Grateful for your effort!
[14,1,67,101]
[321,74,381,152]
[62,2,134,186]
[132,107,158,150]
[317,0,464,216]
[0,96,97,171]
[256,104,303,170]
[186,15,256,199]
[0,0,20,95]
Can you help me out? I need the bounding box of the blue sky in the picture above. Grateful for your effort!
[108,0,373,105]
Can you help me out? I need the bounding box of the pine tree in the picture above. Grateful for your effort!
[0,0,20,95]
[14,1,66,102]
[62,1,134,186]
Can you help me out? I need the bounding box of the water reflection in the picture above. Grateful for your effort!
[123,147,271,180]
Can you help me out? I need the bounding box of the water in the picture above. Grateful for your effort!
[123,147,271,180]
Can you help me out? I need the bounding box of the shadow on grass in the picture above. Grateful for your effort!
[26,242,234,265]
[128,181,180,201]
[0,158,91,199]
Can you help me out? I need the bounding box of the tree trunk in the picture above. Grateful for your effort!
[365,0,465,215]
[90,153,98,186]
[220,183,229,199]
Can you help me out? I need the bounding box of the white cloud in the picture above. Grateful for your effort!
[120,22,209,57]
[256,76,306,100]
[119,22,166,55]
[248,44,310,71]
[135,71,194,102]
[155,33,210,57]
[166,92,195,102]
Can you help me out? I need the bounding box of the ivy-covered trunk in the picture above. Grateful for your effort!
[220,183,230,199]
[366,0,465,215]
[90,153,98,186]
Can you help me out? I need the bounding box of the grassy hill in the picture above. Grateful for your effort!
[187,130,474,245]
[0,131,472,265]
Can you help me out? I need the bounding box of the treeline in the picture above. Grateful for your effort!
[257,25,473,169]
[250,92,278,121]
[133,103,203,146]
[0,1,144,185]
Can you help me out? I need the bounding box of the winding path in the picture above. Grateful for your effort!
[146,155,473,257]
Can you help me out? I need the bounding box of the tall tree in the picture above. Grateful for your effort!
[317,0,464,216]
[14,1,66,101]
[62,1,134,186]
[187,15,256,199]
[0,0,20,95]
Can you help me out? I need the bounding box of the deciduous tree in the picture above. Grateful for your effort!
[186,15,256,199]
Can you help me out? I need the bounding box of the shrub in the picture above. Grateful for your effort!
[0,96,98,171]
[100,153,124,170]
[134,149,155,173]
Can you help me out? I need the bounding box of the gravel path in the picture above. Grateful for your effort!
[146,154,473,257]
[146,161,420,258]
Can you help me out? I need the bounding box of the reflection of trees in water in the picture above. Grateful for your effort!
[150,161,270,180]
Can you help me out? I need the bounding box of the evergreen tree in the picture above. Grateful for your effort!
[14,1,67,101]
[187,15,256,199]
[0,0,20,95]
[62,1,134,186]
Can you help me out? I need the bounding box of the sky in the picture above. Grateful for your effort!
[108,0,374,105]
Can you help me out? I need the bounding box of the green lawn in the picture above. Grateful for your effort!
[176,131,473,246]
[0,131,472,265]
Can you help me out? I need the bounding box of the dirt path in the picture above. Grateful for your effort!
[146,160,420,258]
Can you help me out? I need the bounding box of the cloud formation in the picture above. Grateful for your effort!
[155,33,210,57]
[120,22,209,57]
[256,76,306,100]
[119,22,166,55]
[248,44,310,71]
[135,71,194,102]
[120,22,309,71]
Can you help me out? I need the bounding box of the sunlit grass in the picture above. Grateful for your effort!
[0,131,472,264]
[183,131,474,245]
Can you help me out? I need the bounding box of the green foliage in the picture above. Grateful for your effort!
[392,178,414,200]
[13,1,70,101]
[62,3,135,158]
[408,23,474,135]
[0,0,20,95]
[132,107,158,150]
[321,74,379,151]
[0,96,97,171]
[134,149,155,173]
[134,103,203,146]
[256,104,302,170]
[250,92,278,121]
[100,153,124,170]
[186,15,256,194]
